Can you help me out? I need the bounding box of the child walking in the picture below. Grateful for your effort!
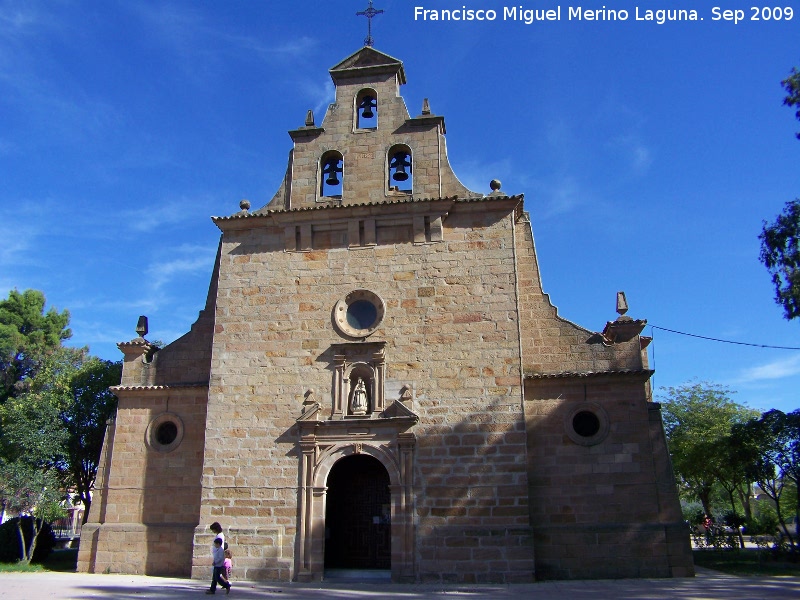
[221,548,233,586]
[206,537,231,595]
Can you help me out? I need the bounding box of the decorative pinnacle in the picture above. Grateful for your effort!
[135,315,148,338]
[356,1,384,47]
[616,291,629,316]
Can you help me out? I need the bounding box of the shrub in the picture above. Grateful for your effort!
[721,510,746,529]
[745,510,779,535]
[0,517,56,563]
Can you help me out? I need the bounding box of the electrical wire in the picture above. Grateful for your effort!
[650,325,800,350]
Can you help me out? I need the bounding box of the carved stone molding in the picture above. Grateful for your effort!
[330,341,386,419]
[294,400,418,582]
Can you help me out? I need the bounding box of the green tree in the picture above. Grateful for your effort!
[1,347,120,521]
[710,433,757,547]
[660,382,758,519]
[59,354,121,519]
[759,66,800,319]
[0,289,71,404]
[0,462,65,564]
[0,353,71,562]
[760,200,800,320]
[735,409,800,552]
[784,66,800,139]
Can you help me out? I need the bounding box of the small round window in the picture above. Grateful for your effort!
[146,412,184,453]
[333,290,385,338]
[347,300,378,329]
[565,403,609,447]
[156,421,178,445]
[572,411,600,438]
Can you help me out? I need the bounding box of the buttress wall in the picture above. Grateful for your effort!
[77,387,208,576]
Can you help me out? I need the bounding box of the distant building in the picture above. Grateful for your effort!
[77,46,693,583]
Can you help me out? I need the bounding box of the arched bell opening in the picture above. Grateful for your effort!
[355,88,378,130]
[387,145,412,195]
[323,454,391,572]
[319,151,344,199]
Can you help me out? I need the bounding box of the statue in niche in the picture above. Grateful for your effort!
[351,378,368,415]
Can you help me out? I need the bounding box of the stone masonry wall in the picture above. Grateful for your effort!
[524,375,693,579]
[266,69,473,210]
[195,199,534,582]
[514,217,644,375]
[78,388,207,576]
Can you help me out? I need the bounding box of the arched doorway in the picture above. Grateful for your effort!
[324,454,390,571]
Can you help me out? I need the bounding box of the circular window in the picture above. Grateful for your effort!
[347,300,378,330]
[155,421,178,445]
[564,403,609,446]
[146,413,184,453]
[572,411,600,438]
[333,290,385,338]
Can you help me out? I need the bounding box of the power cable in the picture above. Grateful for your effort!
[649,325,800,350]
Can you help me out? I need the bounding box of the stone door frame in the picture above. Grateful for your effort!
[295,430,416,582]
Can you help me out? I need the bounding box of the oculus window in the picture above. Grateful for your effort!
[333,290,385,338]
[145,412,185,453]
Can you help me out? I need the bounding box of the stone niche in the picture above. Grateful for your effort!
[330,341,386,419]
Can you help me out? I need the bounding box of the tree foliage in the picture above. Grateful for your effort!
[734,409,800,553]
[0,289,121,548]
[0,347,120,522]
[0,289,71,404]
[784,66,800,140]
[759,66,800,319]
[0,462,65,563]
[660,382,758,519]
[58,353,121,518]
[760,200,800,320]
[0,516,56,564]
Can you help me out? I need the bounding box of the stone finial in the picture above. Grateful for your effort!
[601,292,646,344]
[135,315,148,338]
[421,98,431,115]
[616,291,629,316]
[399,384,413,405]
[302,389,319,414]
[239,199,251,213]
[490,179,502,192]
[305,109,315,127]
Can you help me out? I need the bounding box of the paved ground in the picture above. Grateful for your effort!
[0,568,799,600]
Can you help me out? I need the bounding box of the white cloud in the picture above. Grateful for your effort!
[608,134,653,173]
[145,244,217,291]
[736,353,800,384]
[453,157,513,196]
[120,195,218,233]
[298,78,335,121]
[130,2,317,75]
[0,222,34,265]
[239,35,318,62]
[536,176,585,219]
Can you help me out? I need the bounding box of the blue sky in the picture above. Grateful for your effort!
[1,0,798,414]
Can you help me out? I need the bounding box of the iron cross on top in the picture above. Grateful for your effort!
[356,1,384,47]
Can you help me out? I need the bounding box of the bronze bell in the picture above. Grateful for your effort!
[322,158,342,186]
[359,95,376,119]
[390,151,411,182]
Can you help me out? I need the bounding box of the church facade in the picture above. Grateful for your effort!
[77,47,693,583]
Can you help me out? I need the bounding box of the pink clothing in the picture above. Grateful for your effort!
[223,557,232,579]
